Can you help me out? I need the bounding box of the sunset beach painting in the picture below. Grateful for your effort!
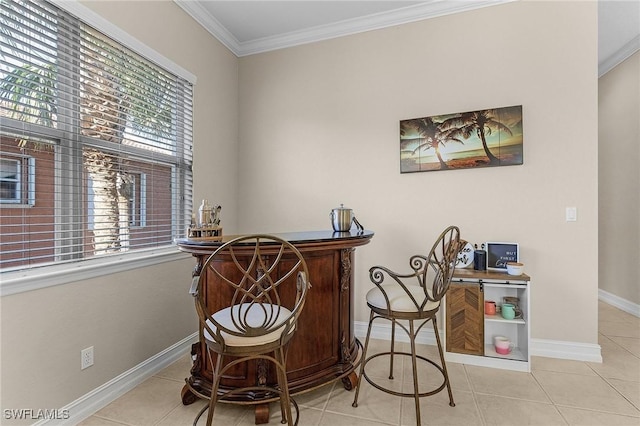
[400,105,523,173]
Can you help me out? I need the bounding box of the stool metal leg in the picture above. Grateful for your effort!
[389,320,396,380]
[196,351,224,426]
[432,316,455,407]
[408,320,422,426]
[274,347,294,425]
[352,310,375,408]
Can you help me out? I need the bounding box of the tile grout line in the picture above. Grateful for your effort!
[528,369,571,425]
[592,330,640,413]
[586,364,640,414]
[553,402,640,419]
[599,332,640,359]
[88,413,137,426]
[463,364,488,426]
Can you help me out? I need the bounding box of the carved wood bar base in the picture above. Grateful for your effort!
[177,230,374,424]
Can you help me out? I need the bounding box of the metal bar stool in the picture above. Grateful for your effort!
[352,226,463,425]
[190,234,311,425]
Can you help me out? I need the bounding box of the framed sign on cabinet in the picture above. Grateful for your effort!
[485,242,519,271]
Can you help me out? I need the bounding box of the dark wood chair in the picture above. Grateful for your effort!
[190,234,310,425]
[352,226,463,426]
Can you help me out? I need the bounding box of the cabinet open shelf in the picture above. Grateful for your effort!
[484,344,527,362]
[484,314,526,325]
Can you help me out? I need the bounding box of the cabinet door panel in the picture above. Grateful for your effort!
[285,250,340,378]
[446,283,484,355]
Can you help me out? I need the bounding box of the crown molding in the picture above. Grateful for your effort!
[237,1,513,57]
[174,0,514,57]
[599,34,640,77]
[173,0,242,55]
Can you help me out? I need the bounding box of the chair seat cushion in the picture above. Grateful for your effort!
[366,284,440,313]
[204,303,293,347]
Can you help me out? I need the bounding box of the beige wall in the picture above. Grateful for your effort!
[0,0,239,418]
[238,1,599,343]
[599,51,640,304]
[1,259,194,414]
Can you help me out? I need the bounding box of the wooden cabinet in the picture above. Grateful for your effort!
[177,230,373,422]
[444,269,531,372]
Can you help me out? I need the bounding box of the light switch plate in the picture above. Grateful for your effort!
[566,207,577,222]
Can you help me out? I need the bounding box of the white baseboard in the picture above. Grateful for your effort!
[34,332,198,426]
[354,321,602,364]
[529,338,602,363]
[599,289,640,317]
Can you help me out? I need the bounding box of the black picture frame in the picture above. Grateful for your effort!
[485,242,519,270]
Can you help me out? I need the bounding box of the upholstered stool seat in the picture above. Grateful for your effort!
[366,284,440,313]
[205,303,294,348]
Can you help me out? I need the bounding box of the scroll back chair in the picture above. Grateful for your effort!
[190,234,310,426]
[352,226,463,426]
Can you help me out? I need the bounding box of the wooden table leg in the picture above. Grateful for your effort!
[341,371,358,391]
[255,404,270,424]
[181,384,198,405]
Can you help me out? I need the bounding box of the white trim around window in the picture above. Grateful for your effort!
[48,0,197,85]
[0,246,191,297]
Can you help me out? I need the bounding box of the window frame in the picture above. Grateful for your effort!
[126,171,147,228]
[0,152,36,206]
[0,157,21,203]
[0,0,196,292]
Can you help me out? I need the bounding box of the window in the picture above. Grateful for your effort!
[1,151,36,205]
[0,158,20,202]
[0,156,34,204]
[124,172,146,228]
[1,157,25,203]
[0,0,194,272]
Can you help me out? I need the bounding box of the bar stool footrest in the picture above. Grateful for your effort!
[361,351,448,398]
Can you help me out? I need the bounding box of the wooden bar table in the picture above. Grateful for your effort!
[177,230,374,423]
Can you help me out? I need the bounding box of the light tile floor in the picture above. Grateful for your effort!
[79,302,640,425]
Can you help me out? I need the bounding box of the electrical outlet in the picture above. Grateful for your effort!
[81,346,94,370]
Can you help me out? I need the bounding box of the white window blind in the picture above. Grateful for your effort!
[0,0,193,271]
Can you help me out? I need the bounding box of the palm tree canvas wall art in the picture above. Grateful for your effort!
[400,105,523,173]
